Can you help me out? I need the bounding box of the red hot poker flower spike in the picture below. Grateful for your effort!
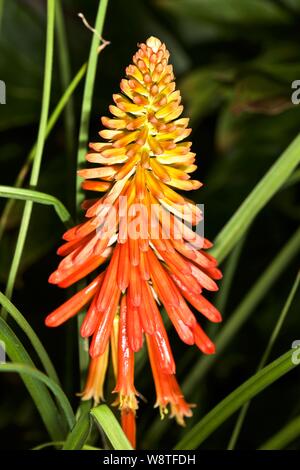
[45,36,222,445]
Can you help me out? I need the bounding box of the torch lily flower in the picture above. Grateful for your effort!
[45,36,222,448]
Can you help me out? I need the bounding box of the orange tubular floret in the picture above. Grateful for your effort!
[80,347,109,403]
[121,409,136,449]
[113,295,139,410]
[146,334,193,425]
[45,273,104,327]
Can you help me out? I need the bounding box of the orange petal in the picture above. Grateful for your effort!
[45,273,104,327]
[192,323,215,355]
[127,296,143,352]
[121,410,136,449]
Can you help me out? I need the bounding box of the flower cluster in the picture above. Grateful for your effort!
[45,36,222,448]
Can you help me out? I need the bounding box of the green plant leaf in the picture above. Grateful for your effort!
[231,75,292,115]
[91,405,133,450]
[159,0,290,26]
[211,133,300,263]
[0,1,44,130]
[180,66,233,122]
[0,290,59,384]
[63,403,91,450]
[75,0,110,387]
[2,0,56,319]
[0,60,87,241]
[175,349,299,449]
[183,227,300,394]
[76,0,110,206]
[0,185,72,227]
[0,316,66,440]
[0,363,75,431]
[228,270,300,449]
[55,0,76,213]
[259,414,300,449]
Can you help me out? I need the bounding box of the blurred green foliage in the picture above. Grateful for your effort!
[0,0,299,450]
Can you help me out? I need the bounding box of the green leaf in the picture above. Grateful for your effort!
[159,0,291,26]
[0,1,44,130]
[0,316,65,440]
[180,67,233,122]
[0,290,59,384]
[55,0,76,213]
[63,402,91,450]
[0,0,4,32]
[0,185,72,227]
[33,441,101,450]
[0,363,75,431]
[183,227,300,394]
[231,75,292,115]
[91,405,133,450]
[76,0,110,206]
[76,0,110,387]
[211,133,300,263]
[0,60,87,241]
[2,0,56,319]
[33,441,65,450]
[259,414,300,449]
[228,270,300,449]
[175,349,299,449]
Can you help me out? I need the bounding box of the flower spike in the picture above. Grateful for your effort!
[45,36,222,446]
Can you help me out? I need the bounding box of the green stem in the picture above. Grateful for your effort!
[1,0,56,319]
[55,0,76,214]
[227,270,300,449]
[0,61,87,241]
[75,0,110,387]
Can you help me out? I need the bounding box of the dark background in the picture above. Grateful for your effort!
[0,0,299,450]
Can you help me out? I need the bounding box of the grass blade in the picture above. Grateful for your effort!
[76,0,110,206]
[211,132,300,263]
[259,415,300,449]
[2,0,56,318]
[0,0,4,33]
[33,441,65,450]
[75,0,110,386]
[183,227,300,395]
[0,291,59,384]
[62,406,91,450]
[0,317,65,440]
[0,363,75,431]
[0,185,72,227]
[91,405,133,450]
[55,0,76,213]
[228,270,300,449]
[0,62,87,240]
[207,233,247,340]
[175,349,299,449]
